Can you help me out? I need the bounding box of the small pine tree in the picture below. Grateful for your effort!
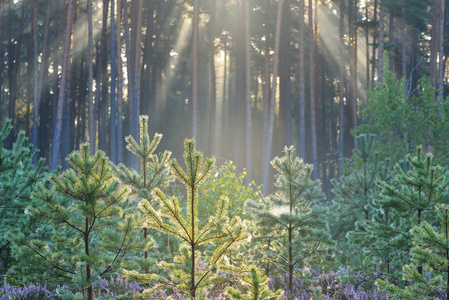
[130,139,247,299]
[0,119,47,271]
[377,204,449,299]
[225,266,284,300]
[248,146,331,299]
[331,134,392,240]
[112,115,173,267]
[12,144,142,300]
[352,147,449,286]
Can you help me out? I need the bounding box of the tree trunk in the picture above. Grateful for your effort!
[110,0,117,163]
[437,0,445,103]
[116,0,124,163]
[338,0,345,177]
[131,0,143,170]
[371,0,378,86]
[87,0,95,155]
[7,1,27,149]
[298,0,306,159]
[31,0,38,151]
[192,0,199,141]
[262,0,284,195]
[244,0,252,184]
[349,0,357,148]
[280,0,292,147]
[51,0,73,170]
[32,0,52,160]
[365,2,370,89]
[309,0,318,179]
[210,0,217,156]
[378,2,385,83]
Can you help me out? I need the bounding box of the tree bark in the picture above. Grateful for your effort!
[51,0,73,171]
[298,0,306,159]
[378,2,385,83]
[32,0,52,160]
[110,0,117,163]
[192,0,199,141]
[437,0,445,103]
[309,0,318,179]
[210,0,217,156]
[244,0,252,184]
[338,0,346,177]
[262,0,284,195]
[88,0,95,155]
[116,0,124,163]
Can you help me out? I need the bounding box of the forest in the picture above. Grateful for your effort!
[1,0,449,298]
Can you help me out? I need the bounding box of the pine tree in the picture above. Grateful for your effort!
[12,144,143,300]
[0,119,47,271]
[112,115,173,266]
[351,146,449,286]
[225,266,284,299]
[249,146,331,299]
[331,134,392,241]
[129,139,247,299]
[377,204,449,299]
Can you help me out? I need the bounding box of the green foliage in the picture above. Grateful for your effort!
[356,65,449,163]
[247,146,331,297]
[112,115,174,270]
[198,161,259,221]
[11,144,143,297]
[225,266,284,300]
[331,134,393,241]
[377,204,449,299]
[129,139,247,298]
[349,146,449,288]
[0,119,47,272]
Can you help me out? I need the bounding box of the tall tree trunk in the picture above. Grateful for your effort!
[437,0,445,103]
[31,0,38,150]
[309,0,318,179]
[378,2,385,83]
[51,0,73,171]
[298,0,306,159]
[209,0,217,156]
[116,0,124,163]
[0,1,3,125]
[110,0,117,162]
[141,0,155,117]
[244,0,252,184]
[349,0,357,148]
[99,0,110,154]
[32,0,52,159]
[338,0,346,177]
[365,2,370,89]
[192,0,199,141]
[280,0,292,147]
[371,0,378,86]
[7,1,27,148]
[130,0,143,169]
[262,0,284,195]
[88,0,95,155]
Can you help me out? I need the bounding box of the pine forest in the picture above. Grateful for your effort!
[1,0,449,298]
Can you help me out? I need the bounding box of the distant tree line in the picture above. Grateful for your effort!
[0,0,446,194]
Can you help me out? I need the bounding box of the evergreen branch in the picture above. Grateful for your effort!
[15,239,75,276]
